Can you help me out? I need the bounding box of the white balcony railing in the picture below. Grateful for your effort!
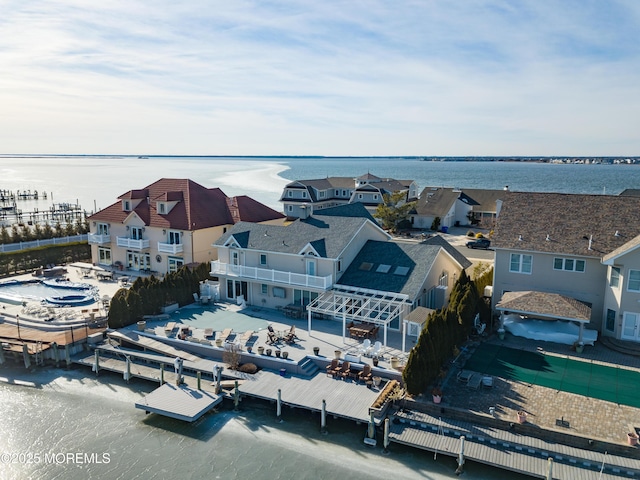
[87,233,111,244]
[210,261,333,290]
[116,237,150,250]
[157,242,184,254]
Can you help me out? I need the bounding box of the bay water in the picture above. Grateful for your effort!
[1,155,637,479]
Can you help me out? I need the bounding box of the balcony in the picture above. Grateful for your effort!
[116,236,150,250]
[158,242,184,254]
[88,233,111,245]
[210,261,333,290]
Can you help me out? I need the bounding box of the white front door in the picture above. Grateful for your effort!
[621,312,640,341]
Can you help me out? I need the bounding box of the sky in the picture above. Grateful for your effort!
[1,1,639,157]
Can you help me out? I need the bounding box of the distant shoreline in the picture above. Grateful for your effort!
[1,154,638,163]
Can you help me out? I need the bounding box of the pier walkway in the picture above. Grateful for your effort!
[390,409,640,479]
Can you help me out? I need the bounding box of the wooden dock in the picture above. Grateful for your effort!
[389,410,640,479]
[135,383,222,422]
[238,369,384,423]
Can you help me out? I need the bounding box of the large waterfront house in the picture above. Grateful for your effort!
[210,205,471,342]
[491,191,640,344]
[87,179,284,276]
[409,186,506,230]
[280,173,418,219]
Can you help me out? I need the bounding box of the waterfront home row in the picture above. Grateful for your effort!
[492,191,640,344]
[86,179,285,276]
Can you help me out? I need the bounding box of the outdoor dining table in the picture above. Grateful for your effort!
[348,323,376,339]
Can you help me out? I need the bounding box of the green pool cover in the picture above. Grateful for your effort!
[466,344,640,408]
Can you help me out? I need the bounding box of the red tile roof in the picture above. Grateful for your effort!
[89,178,283,230]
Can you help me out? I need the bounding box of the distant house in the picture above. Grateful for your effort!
[87,178,284,275]
[410,187,506,230]
[491,191,640,343]
[280,173,418,219]
[211,206,470,338]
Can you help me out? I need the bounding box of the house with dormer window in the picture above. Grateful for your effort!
[492,191,640,344]
[211,205,471,338]
[280,173,418,219]
[87,178,284,275]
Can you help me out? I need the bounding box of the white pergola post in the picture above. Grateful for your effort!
[342,310,346,345]
[307,308,312,335]
[578,322,584,344]
[402,320,407,354]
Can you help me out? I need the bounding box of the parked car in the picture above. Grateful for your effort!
[466,238,491,249]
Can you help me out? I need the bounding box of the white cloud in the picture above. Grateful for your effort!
[0,0,638,155]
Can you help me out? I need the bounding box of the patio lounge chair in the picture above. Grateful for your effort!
[283,325,298,344]
[338,361,351,380]
[326,359,340,377]
[358,364,373,384]
[240,330,254,344]
[218,328,232,343]
[370,341,382,358]
[267,331,279,345]
[359,339,372,356]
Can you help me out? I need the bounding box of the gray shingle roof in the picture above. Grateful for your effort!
[215,215,372,259]
[337,240,449,299]
[413,188,460,216]
[315,203,379,224]
[495,290,591,322]
[492,192,640,257]
[421,235,473,269]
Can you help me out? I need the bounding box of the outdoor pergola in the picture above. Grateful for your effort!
[495,290,592,343]
[306,284,412,351]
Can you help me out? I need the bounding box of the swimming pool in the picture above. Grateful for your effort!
[0,279,97,306]
[169,305,270,333]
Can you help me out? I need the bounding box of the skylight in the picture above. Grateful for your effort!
[376,264,391,273]
[394,266,410,276]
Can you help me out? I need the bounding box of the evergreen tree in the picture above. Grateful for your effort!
[108,290,130,328]
[373,191,417,232]
[54,222,64,237]
[33,224,44,240]
[0,225,10,244]
[42,224,54,238]
[126,289,144,322]
[10,225,21,243]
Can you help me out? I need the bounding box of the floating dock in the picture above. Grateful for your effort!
[135,383,222,422]
[389,410,640,480]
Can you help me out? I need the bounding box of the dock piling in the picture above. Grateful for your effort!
[383,418,390,454]
[321,399,327,435]
[455,435,465,475]
[215,366,223,394]
[277,388,282,422]
[92,350,99,375]
[197,371,201,390]
[22,344,31,369]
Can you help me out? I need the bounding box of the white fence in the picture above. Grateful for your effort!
[0,234,88,253]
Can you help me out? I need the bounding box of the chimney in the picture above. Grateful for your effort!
[300,203,310,219]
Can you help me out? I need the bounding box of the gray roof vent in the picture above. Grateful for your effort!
[546,234,550,241]
[615,230,620,237]
[518,235,523,241]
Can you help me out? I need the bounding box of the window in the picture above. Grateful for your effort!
[98,247,111,265]
[168,231,181,244]
[335,190,339,196]
[159,203,165,214]
[606,309,616,331]
[510,253,532,274]
[374,194,378,200]
[610,267,621,288]
[273,286,286,298]
[358,194,363,200]
[123,200,130,211]
[131,226,143,240]
[302,191,307,198]
[628,270,640,292]
[168,256,184,273]
[260,254,267,266]
[342,190,346,196]
[319,191,325,198]
[261,284,268,295]
[337,259,342,272]
[288,190,293,197]
[288,205,293,212]
[97,223,109,235]
[553,257,585,272]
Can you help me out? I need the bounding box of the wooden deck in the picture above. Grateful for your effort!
[238,369,384,423]
[135,383,222,422]
[389,410,640,479]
